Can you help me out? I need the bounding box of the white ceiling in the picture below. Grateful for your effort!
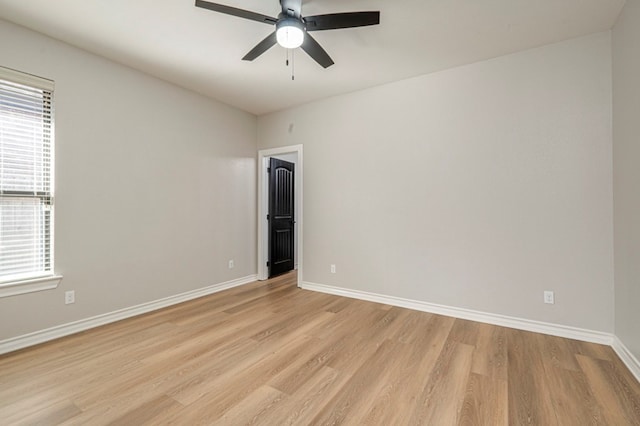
[0,0,625,115]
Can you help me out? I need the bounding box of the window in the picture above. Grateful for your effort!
[0,66,55,286]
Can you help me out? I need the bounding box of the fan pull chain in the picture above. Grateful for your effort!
[284,49,295,81]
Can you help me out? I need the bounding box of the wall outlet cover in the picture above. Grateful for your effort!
[544,291,554,304]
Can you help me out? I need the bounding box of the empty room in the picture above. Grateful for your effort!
[0,0,639,424]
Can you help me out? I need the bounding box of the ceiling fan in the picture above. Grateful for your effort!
[195,0,380,68]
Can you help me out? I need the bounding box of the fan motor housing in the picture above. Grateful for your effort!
[276,15,306,32]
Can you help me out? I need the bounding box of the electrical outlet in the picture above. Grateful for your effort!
[544,291,554,304]
[65,290,75,305]
[330,264,336,274]
[228,259,234,269]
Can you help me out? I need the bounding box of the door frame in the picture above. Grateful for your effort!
[257,144,303,287]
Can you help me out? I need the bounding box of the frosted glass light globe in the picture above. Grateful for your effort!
[276,21,304,49]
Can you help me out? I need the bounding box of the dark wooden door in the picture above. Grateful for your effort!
[269,158,295,277]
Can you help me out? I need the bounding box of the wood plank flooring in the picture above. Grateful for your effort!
[1,271,639,425]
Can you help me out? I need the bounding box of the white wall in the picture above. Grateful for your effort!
[0,19,257,340]
[613,2,640,360]
[258,32,614,332]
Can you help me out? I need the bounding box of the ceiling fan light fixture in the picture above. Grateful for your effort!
[195,0,380,68]
[276,18,305,49]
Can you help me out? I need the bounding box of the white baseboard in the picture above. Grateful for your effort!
[301,281,613,345]
[612,336,640,383]
[0,274,257,355]
[5,274,636,382]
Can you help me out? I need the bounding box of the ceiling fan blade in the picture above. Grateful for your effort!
[300,33,334,68]
[280,0,302,18]
[195,0,277,25]
[305,12,380,31]
[242,32,278,61]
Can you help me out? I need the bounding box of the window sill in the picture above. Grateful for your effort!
[0,275,63,298]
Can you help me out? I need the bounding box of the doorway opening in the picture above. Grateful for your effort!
[257,145,303,287]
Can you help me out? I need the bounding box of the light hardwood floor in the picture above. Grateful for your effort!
[1,271,639,425]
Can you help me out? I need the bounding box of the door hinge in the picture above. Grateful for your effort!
[267,214,270,220]
[266,261,270,267]
[267,167,271,173]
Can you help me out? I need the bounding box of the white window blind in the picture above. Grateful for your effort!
[0,67,55,283]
